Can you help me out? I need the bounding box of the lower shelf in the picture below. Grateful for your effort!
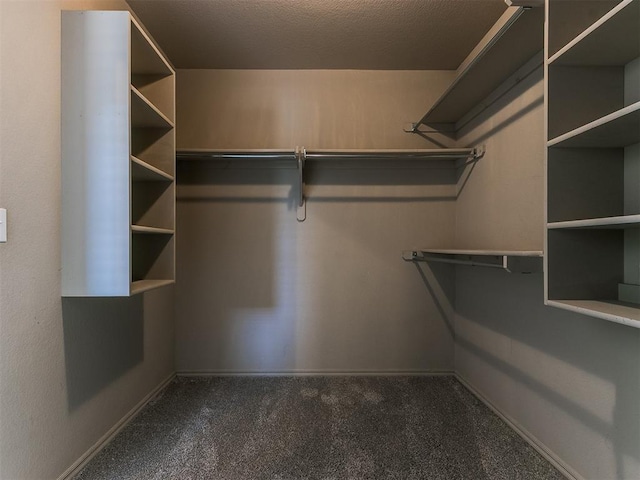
[402,249,543,273]
[131,279,175,295]
[547,299,640,328]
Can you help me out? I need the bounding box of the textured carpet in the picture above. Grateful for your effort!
[75,376,564,479]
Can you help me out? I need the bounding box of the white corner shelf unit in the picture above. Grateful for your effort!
[545,0,640,327]
[61,11,175,297]
[402,249,543,274]
[407,2,544,135]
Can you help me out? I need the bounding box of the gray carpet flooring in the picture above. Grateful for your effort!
[75,376,565,479]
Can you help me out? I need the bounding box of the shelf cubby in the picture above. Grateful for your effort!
[547,0,639,140]
[549,0,638,66]
[132,128,175,177]
[132,180,175,230]
[130,17,172,76]
[131,74,175,123]
[549,101,640,148]
[547,146,639,223]
[131,86,174,129]
[547,0,623,58]
[132,234,175,284]
[131,155,174,182]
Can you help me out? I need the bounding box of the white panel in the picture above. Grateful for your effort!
[62,11,131,296]
[0,208,6,243]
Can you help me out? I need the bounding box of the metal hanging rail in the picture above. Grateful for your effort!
[176,147,481,161]
[177,146,485,223]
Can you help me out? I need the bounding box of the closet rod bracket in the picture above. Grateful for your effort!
[296,146,306,222]
[471,145,485,160]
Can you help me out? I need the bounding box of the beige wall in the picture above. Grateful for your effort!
[453,69,640,479]
[175,69,458,373]
[0,2,175,478]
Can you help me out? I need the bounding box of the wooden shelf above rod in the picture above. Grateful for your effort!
[405,3,544,136]
[402,249,543,273]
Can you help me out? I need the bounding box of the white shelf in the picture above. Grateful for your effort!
[402,249,542,273]
[549,0,639,66]
[417,5,544,128]
[131,85,174,129]
[547,300,640,327]
[548,215,640,230]
[131,155,173,182]
[131,225,174,235]
[131,279,175,295]
[548,101,640,148]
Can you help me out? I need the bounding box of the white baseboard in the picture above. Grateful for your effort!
[176,369,454,377]
[57,373,176,480]
[454,373,584,480]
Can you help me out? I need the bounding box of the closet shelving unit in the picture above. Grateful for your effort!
[545,0,640,327]
[405,1,544,135]
[62,11,176,297]
[402,250,543,274]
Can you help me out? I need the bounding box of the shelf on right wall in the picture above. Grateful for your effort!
[545,0,640,327]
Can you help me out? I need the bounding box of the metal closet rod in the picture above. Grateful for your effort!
[176,147,481,161]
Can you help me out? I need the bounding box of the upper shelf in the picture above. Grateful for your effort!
[402,249,543,273]
[411,5,544,132]
[548,0,639,66]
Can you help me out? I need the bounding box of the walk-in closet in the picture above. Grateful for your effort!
[1,0,639,479]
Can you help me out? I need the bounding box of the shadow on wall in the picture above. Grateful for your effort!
[62,297,144,411]
[412,262,455,340]
[454,268,640,479]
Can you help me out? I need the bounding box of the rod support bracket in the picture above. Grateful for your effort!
[296,146,306,222]
[472,145,486,160]
[403,122,420,133]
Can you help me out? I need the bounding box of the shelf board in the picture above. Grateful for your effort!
[548,101,640,148]
[418,5,544,127]
[131,86,174,129]
[547,299,640,327]
[402,249,542,273]
[130,16,174,76]
[131,225,174,235]
[548,214,640,229]
[548,0,639,66]
[131,155,174,182]
[131,279,175,295]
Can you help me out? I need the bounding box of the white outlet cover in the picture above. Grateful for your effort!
[0,208,6,242]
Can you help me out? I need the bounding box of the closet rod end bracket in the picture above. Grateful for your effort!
[403,122,420,133]
[472,145,486,160]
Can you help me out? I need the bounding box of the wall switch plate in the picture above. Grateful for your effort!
[0,208,6,243]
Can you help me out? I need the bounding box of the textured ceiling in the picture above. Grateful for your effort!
[126,0,508,70]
